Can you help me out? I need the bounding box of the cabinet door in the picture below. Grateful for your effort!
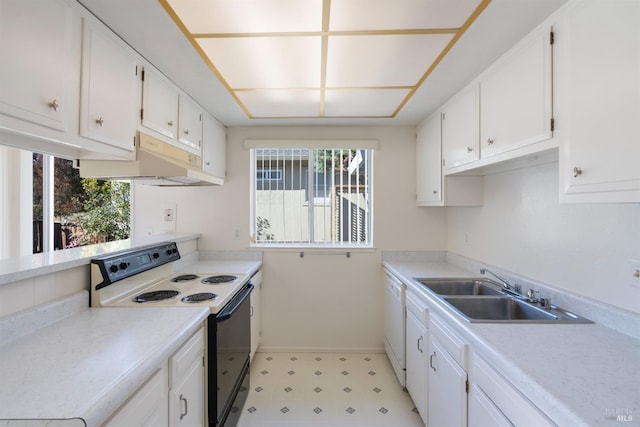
[558,1,640,202]
[202,113,226,179]
[0,0,77,132]
[250,273,262,361]
[428,337,467,427]
[469,385,513,427]
[170,360,205,427]
[406,309,427,422]
[442,84,480,170]
[105,366,169,427]
[142,67,179,140]
[178,95,202,152]
[416,112,442,204]
[80,17,139,152]
[480,28,553,158]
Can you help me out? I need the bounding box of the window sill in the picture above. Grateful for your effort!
[0,233,201,287]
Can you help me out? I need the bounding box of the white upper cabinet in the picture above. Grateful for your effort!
[556,0,640,203]
[80,16,140,152]
[0,0,79,133]
[141,67,180,142]
[202,112,226,180]
[416,111,442,204]
[480,27,553,158]
[178,95,202,152]
[442,84,480,170]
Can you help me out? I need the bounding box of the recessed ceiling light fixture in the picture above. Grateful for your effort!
[160,0,490,120]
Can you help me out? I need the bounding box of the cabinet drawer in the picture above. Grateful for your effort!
[406,291,428,325]
[430,315,468,368]
[472,353,555,426]
[169,327,205,388]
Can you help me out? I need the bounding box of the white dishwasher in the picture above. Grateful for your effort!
[383,270,406,386]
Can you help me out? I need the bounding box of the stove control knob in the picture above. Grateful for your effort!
[119,262,128,270]
[152,252,160,259]
[172,248,178,254]
[166,249,172,256]
[109,265,118,273]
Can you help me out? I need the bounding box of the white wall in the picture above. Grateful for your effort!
[447,161,640,313]
[134,126,448,351]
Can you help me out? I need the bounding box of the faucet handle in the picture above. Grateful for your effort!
[526,289,539,302]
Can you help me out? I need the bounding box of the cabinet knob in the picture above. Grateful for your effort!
[487,138,494,145]
[432,190,438,195]
[466,146,473,153]
[573,166,583,178]
[184,129,190,135]
[95,117,104,127]
[205,162,211,166]
[168,120,174,127]
[48,100,60,111]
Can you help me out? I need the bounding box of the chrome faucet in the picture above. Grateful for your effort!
[480,268,521,295]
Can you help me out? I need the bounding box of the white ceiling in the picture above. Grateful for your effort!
[77,0,567,127]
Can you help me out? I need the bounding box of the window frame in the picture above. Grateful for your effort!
[249,142,375,249]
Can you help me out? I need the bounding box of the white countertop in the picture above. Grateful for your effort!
[0,296,208,426]
[383,260,640,427]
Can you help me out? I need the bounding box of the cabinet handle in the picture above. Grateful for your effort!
[429,352,436,372]
[573,166,583,178]
[417,336,424,353]
[48,100,60,111]
[184,129,190,135]
[487,138,494,145]
[179,394,188,420]
[250,306,254,317]
[168,120,174,127]
[95,117,104,127]
[466,146,473,153]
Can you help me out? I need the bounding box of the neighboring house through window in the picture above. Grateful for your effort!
[248,140,376,247]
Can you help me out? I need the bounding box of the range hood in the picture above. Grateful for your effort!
[79,133,223,186]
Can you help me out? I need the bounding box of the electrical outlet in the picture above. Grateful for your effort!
[233,228,240,239]
[163,203,177,232]
[164,208,173,222]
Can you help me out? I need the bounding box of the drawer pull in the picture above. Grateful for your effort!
[429,352,437,372]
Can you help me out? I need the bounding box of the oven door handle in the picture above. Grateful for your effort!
[216,283,254,322]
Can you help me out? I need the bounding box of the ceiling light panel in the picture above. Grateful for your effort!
[166,0,323,33]
[326,34,454,87]
[324,88,412,117]
[196,36,322,88]
[330,0,483,31]
[236,89,321,117]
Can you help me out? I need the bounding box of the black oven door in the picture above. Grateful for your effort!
[211,283,253,426]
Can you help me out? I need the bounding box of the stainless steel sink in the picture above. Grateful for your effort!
[443,296,592,324]
[414,278,505,296]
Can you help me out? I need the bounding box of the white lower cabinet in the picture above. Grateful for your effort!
[427,316,468,427]
[405,291,428,423]
[169,327,206,427]
[104,326,205,427]
[250,270,263,361]
[104,364,169,427]
[470,353,555,427]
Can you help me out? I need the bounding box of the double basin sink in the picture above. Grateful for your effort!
[414,278,592,324]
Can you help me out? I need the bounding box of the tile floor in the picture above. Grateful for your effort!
[237,352,425,427]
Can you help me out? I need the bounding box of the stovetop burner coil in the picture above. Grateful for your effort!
[182,292,218,303]
[202,275,237,284]
[171,274,199,282]
[133,290,180,303]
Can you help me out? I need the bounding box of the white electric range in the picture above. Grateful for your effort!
[90,241,254,427]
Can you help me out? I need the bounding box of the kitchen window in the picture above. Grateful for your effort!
[0,145,130,259]
[248,140,375,247]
